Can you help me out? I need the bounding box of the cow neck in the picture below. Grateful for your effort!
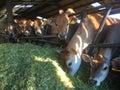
[65,14,100,54]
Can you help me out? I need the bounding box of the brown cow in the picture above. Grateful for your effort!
[82,23,120,86]
[58,13,120,77]
[34,19,42,36]
[53,8,76,40]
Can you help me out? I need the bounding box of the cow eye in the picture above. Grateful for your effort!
[103,66,108,70]
[55,23,58,26]
[68,62,72,66]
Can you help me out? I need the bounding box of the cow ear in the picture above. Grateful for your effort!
[66,8,75,14]
[59,9,64,14]
[70,48,77,55]
[81,54,91,62]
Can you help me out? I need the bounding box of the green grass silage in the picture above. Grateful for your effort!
[0,43,119,90]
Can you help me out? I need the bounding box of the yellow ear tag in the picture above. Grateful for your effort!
[70,48,77,55]
[112,68,120,72]
[70,20,75,24]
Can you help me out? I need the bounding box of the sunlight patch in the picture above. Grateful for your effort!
[108,13,120,20]
[34,56,74,89]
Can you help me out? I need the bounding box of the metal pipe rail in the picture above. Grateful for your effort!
[87,1,120,55]
[31,39,61,45]
[19,35,58,39]
[88,4,112,55]
[87,43,120,48]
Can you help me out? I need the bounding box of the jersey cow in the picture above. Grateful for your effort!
[82,23,120,86]
[58,13,120,76]
[53,8,76,40]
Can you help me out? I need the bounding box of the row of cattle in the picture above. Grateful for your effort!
[1,8,120,86]
[4,18,54,38]
[55,8,120,86]
[2,8,77,42]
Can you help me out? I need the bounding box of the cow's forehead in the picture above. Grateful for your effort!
[93,54,106,62]
[56,13,65,19]
[91,54,106,67]
[60,50,70,61]
[56,13,69,21]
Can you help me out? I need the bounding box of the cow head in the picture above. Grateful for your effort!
[82,54,110,86]
[112,57,120,70]
[57,48,81,76]
[55,8,75,40]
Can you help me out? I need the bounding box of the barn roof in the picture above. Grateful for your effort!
[0,0,120,19]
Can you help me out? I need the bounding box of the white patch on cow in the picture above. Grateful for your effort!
[35,30,42,36]
[75,35,83,55]
[66,54,81,76]
[24,31,30,36]
[83,42,89,49]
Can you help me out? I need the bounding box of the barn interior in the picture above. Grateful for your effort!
[0,0,120,41]
[0,0,120,90]
[0,0,120,20]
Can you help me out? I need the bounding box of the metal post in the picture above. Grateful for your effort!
[6,0,14,26]
[93,4,112,44]
[88,4,113,55]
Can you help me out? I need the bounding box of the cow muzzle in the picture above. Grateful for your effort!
[89,78,101,86]
[89,79,97,86]
[58,33,67,40]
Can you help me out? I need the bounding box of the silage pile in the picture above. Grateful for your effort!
[0,43,119,90]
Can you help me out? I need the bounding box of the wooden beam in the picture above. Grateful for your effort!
[40,0,81,16]
[6,0,14,25]
[14,1,57,5]
[48,0,103,17]
[74,0,102,9]
[18,0,64,18]
[21,0,81,18]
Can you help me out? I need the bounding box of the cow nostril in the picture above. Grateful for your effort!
[89,79,97,85]
[58,34,67,40]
